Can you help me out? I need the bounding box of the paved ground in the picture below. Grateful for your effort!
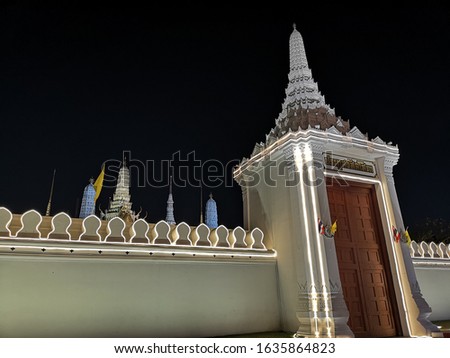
[221,321,450,338]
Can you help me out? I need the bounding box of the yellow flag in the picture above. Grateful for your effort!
[93,165,105,202]
[404,228,411,246]
[330,220,337,235]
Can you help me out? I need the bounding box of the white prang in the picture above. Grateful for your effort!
[165,177,176,225]
[276,24,334,127]
[105,160,133,220]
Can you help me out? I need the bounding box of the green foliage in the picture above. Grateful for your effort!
[410,217,450,244]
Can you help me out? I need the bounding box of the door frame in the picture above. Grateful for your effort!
[326,178,402,336]
[324,171,409,336]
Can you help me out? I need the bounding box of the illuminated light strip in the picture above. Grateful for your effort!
[0,235,270,252]
[0,243,277,259]
[412,259,450,267]
[304,144,332,338]
[324,170,412,337]
[0,236,274,253]
[234,129,398,177]
[294,147,320,337]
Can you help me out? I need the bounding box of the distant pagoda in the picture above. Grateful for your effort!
[205,193,218,229]
[165,176,176,225]
[105,159,133,220]
[79,178,96,219]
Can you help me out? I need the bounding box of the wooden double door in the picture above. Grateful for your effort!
[327,181,400,337]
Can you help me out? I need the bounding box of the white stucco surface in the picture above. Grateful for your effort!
[0,256,280,337]
[414,265,450,321]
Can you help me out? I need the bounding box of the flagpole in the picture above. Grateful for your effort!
[45,169,56,216]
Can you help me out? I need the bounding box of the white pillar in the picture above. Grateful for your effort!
[309,143,353,337]
[383,159,440,336]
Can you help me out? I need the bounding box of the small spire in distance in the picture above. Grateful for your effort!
[45,169,56,216]
[205,192,218,229]
[165,175,176,225]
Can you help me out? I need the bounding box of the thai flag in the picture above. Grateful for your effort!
[318,218,325,235]
[392,225,401,243]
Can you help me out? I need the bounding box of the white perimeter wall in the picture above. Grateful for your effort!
[0,256,280,338]
[414,265,450,321]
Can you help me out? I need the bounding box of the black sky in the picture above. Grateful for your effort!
[0,4,449,229]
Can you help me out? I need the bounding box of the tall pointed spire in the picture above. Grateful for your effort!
[205,193,218,229]
[289,23,309,73]
[45,169,56,216]
[165,175,176,225]
[273,26,349,136]
[105,158,132,220]
[199,184,204,224]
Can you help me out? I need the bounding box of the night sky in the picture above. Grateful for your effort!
[0,4,449,230]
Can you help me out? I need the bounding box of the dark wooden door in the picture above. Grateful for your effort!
[327,182,399,337]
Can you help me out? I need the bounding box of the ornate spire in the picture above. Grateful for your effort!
[105,159,132,220]
[165,176,176,225]
[45,169,56,216]
[273,26,349,137]
[79,178,96,219]
[289,25,309,73]
[199,184,204,224]
[205,193,218,229]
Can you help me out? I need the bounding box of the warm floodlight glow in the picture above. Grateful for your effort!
[304,144,332,337]
[0,243,277,259]
[294,146,319,337]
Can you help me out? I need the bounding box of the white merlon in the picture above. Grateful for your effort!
[0,207,271,255]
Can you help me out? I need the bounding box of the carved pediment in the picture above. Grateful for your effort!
[265,132,277,146]
[326,126,341,135]
[347,126,366,139]
[372,136,386,145]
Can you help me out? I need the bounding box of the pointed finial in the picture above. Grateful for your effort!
[45,169,57,216]
[89,178,94,184]
[199,184,204,224]
[169,175,173,194]
[293,23,296,30]
[289,22,309,71]
[209,192,213,199]
[122,151,127,167]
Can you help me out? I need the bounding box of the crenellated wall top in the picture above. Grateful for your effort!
[0,207,274,260]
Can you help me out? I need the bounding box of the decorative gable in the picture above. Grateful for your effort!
[347,126,366,140]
